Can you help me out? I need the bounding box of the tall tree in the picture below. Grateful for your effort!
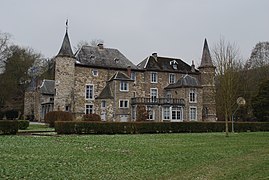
[0,31,11,73]
[212,38,242,136]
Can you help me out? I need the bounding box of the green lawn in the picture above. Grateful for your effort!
[0,132,268,180]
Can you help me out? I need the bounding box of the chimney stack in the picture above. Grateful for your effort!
[191,60,196,72]
[152,52,157,61]
[127,66,131,77]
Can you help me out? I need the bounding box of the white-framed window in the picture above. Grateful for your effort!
[150,88,158,102]
[190,106,197,121]
[101,100,106,108]
[120,81,129,92]
[85,84,94,100]
[119,99,129,108]
[169,73,176,84]
[92,69,98,76]
[85,104,94,114]
[131,72,136,81]
[172,106,183,121]
[163,107,170,120]
[189,88,196,103]
[147,106,155,120]
[151,72,158,83]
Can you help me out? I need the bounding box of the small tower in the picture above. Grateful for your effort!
[199,39,216,121]
[53,22,75,112]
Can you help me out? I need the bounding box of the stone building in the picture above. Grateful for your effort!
[24,29,216,122]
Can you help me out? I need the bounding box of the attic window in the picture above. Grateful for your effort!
[92,69,98,76]
[170,60,178,70]
[114,58,119,63]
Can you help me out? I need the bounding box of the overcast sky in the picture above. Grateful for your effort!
[1,0,268,65]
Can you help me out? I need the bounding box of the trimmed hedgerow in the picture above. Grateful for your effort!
[0,120,18,135]
[18,120,30,130]
[55,121,269,134]
[44,111,73,128]
[83,114,101,121]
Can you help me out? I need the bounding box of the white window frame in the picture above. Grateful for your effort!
[169,73,176,84]
[120,81,129,92]
[119,99,129,108]
[189,88,197,103]
[189,106,197,121]
[131,72,136,81]
[85,104,94,114]
[101,100,106,108]
[151,72,158,83]
[150,88,158,102]
[162,106,170,120]
[85,84,94,100]
[92,69,98,77]
[171,106,183,122]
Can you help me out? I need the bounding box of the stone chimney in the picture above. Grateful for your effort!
[191,60,196,72]
[152,52,157,61]
[127,66,131,77]
[97,43,104,49]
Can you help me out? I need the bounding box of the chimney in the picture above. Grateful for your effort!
[152,52,157,61]
[97,43,104,49]
[191,60,196,72]
[127,66,131,77]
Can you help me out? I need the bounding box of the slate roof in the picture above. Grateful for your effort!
[137,55,199,73]
[57,30,74,57]
[165,74,201,89]
[40,80,55,95]
[97,82,113,99]
[199,39,215,68]
[108,71,133,82]
[75,45,137,69]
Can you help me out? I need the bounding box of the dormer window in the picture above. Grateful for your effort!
[170,60,178,70]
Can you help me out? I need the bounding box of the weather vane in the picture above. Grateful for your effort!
[66,19,69,32]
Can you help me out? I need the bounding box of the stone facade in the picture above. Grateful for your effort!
[24,30,216,122]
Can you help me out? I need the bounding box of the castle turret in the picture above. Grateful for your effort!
[199,39,216,121]
[53,26,75,112]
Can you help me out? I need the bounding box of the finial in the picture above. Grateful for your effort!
[65,19,69,32]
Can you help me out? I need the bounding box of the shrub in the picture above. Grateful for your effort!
[83,113,101,121]
[55,121,269,134]
[0,120,18,135]
[18,120,30,130]
[0,111,4,120]
[5,110,19,120]
[44,111,73,127]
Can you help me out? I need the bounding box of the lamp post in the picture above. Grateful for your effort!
[232,97,246,133]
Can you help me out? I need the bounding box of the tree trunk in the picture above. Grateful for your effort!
[225,111,229,137]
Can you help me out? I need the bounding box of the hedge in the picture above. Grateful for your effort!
[0,120,18,135]
[55,121,269,134]
[44,111,73,127]
[18,120,30,130]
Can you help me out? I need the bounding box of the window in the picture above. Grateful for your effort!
[190,107,197,121]
[189,88,196,103]
[65,105,70,112]
[169,74,176,84]
[151,72,158,83]
[150,88,158,102]
[163,107,170,120]
[120,81,129,91]
[131,72,136,81]
[101,100,106,108]
[119,99,129,108]
[172,107,182,121]
[92,69,98,76]
[86,84,94,100]
[147,106,155,120]
[85,104,94,114]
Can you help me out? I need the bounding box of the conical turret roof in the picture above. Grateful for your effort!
[57,30,74,57]
[199,39,214,68]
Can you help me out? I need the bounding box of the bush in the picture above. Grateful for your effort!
[0,111,4,120]
[18,120,30,130]
[0,120,18,135]
[83,113,101,121]
[55,121,269,134]
[44,111,73,127]
[5,110,19,120]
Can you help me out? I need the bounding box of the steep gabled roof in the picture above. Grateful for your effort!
[108,71,133,81]
[199,38,214,68]
[57,30,74,57]
[40,80,55,95]
[137,55,199,73]
[75,45,137,69]
[96,82,113,99]
[165,74,201,89]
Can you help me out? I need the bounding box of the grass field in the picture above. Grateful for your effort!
[0,132,268,180]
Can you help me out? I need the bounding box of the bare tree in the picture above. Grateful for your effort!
[213,38,242,136]
[0,31,11,73]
